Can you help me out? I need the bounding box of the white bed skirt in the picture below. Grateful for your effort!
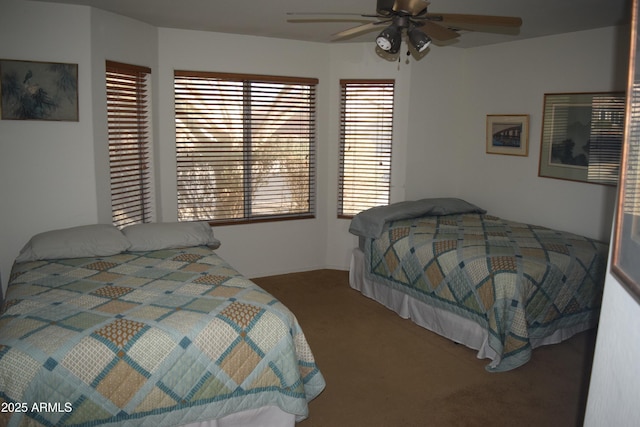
[349,247,592,368]
[181,406,295,427]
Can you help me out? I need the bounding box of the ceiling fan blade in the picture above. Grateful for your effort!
[286,12,380,19]
[417,20,460,41]
[425,13,522,28]
[393,0,430,16]
[332,20,390,40]
[288,18,374,25]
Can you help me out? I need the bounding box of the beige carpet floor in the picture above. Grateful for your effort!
[253,269,597,427]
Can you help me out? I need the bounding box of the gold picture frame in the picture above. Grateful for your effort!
[486,114,529,156]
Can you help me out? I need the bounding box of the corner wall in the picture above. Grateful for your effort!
[323,43,413,271]
[89,8,159,225]
[155,29,333,277]
[406,27,628,242]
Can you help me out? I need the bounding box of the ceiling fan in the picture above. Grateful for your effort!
[288,0,522,55]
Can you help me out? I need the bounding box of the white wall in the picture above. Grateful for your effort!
[583,20,640,426]
[154,29,333,277]
[323,44,413,270]
[405,26,629,242]
[0,0,96,287]
[585,265,640,426]
[404,46,468,200]
[152,30,417,276]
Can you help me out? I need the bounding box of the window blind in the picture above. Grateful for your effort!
[338,79,395,218]
[587,94,626,185]
[174,71,318,224]
[106,61,153,227]
[623,82,640,215]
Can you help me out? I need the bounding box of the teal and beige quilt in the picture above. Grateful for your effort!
[365,213,608,371]
[0,246,325,426]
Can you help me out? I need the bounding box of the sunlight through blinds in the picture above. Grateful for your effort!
[174,71,317,224]
[588,94,626,185]
[338,80,395,218]
[106,61,153,227]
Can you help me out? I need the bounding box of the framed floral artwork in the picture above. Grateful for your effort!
[0,59,78,121]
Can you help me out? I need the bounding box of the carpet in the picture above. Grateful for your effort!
[253,269,596,427]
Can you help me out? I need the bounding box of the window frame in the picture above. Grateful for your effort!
[338,79,395,219]
[174,71,318,225]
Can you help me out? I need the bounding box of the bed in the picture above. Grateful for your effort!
[0,222,325,426]
[348,198,609,372]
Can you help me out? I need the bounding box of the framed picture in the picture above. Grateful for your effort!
[0,59,78,121]
[538,92,625,185]
[486,114,529,156]
[612,1,640,303]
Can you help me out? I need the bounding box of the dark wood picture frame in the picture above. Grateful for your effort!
[612,0,640,303]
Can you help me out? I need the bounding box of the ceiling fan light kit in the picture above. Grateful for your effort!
[408,26,432,52]
[289,0,522,58]
[376,25,402,53]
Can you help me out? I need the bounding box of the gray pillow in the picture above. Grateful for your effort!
[349,198,487,239]
[122,221,221,251]
[15,224,131,262]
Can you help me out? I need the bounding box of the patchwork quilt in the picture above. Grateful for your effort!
[365,213,608,371]
[0,247,325,426]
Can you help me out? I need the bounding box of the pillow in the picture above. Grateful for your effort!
[15,224,131,262]
[122,221,221,251]
[349,198,487,239]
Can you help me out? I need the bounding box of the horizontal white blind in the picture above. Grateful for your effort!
[106,61,153,227]
[587,94,626,185]
[338,80,394,218]
[623,82,640,215]
[174,71,318,223]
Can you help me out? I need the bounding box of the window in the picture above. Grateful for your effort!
[174,71,317,224]
[338,79,395,218]
[106,61,153,227]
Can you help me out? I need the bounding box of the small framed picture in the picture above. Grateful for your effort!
[486,114,529,156]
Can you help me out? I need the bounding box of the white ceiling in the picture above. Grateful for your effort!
[34,0,631,48]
